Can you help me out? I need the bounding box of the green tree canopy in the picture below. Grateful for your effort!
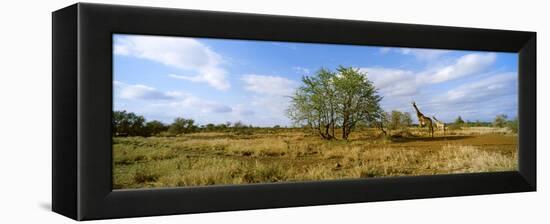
[168,118,197,135]
[144,120,167,136]
[112,110,146,136]
[388,110,412,131]
[287,66,383,140]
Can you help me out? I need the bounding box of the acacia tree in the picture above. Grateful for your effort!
[288,66,383,140]
[333,67,383,139]
[287,68,338,139]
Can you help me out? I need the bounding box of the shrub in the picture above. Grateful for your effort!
[507,117,518,133]
[493,114,508,128]
[168,118,197,135]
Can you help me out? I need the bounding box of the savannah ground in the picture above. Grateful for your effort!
[113,126,517,189]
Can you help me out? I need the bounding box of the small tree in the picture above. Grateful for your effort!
[168,118,196,135]
[287,68,338,140]
[388,111,402,130]
[216,123,228,130]
[205,123,216,131]
[493,114,508,128]
[383,110,412,135]
[232,121,252,135]
[402,112,412,127]
[474,120,482,127]
[112,110,130,136]
[454,116,465,126]
[112,110,146,136]
[233,121,246,129]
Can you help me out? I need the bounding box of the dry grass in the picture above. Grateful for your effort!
[113,127,518,189]
[425,144,518,173]
[446,127,513,136]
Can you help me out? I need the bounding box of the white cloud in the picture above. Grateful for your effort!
[238,74,298,126]
[379,47,450,60]
[113,44,130,55]
[241,74,297,96]
[361,52,498,98]
[114,81,176,100]
[408,72,518,122]
[399,47,451,61]
[360,67,418,97]
[418,53,496,84]
[437,72,517,103]
[232,105,255,116]
[292,66,310,75]
[163,96,233,114]
[250,94,292,125]
[113,81,233,121]
[358,52,506,122]
[169,68,230,90]
[114,35,230,90]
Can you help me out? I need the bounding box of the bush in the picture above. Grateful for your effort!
[507,117,518,133]
[231,121,253,136]
[388,110,412,131]
[168,118,197,135]
[133,166,160,183]
[144,120,167,136]
[493,114,508,128]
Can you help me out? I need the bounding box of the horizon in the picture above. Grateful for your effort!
[111,109,499,127]
[113,34,518,127]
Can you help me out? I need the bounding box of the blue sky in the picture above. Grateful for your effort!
[113,34,518,127]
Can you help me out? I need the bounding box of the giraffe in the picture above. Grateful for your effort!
[411,101,434,138]
[432,115,446,135]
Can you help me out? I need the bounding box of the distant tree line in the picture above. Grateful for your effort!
[113,110,152,136]
[443,114,518,133]
[112,110,284,137]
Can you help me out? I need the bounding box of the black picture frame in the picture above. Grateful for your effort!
[52,3,536,221]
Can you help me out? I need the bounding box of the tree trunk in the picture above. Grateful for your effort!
[377,122,387,136]
[342,120,347,139]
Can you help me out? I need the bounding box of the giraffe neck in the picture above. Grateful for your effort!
[413,105,424,118]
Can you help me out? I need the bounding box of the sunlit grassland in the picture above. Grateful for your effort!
[113,127,517,189]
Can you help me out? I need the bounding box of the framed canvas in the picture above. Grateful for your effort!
[52,3,536,221]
